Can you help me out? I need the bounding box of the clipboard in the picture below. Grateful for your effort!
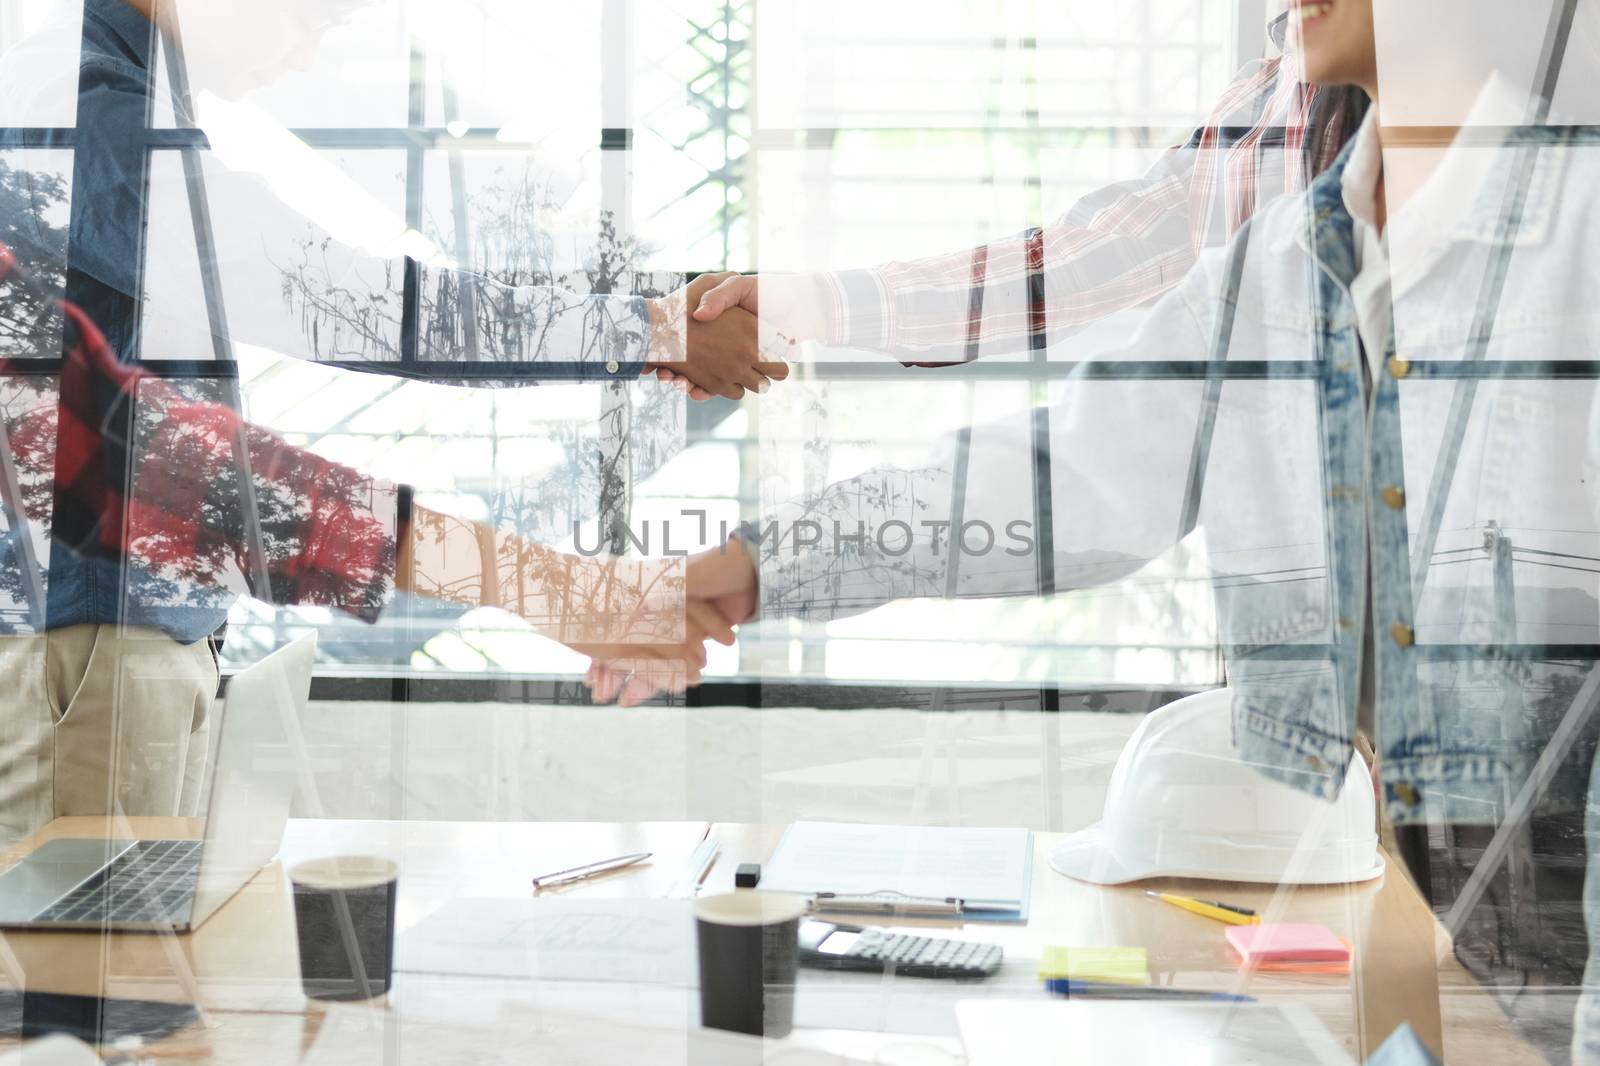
[758,822,1034,923]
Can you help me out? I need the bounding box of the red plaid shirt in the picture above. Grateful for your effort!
[822,55,1365,364]
[1,241,405,626]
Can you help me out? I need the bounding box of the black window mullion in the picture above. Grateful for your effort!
[398,45,426,364]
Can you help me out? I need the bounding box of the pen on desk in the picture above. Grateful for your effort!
[1045,979,1256,1004]
[812,893,964,918]
[687,833,721,895]
[1145,891,1261,926]
[532,852,651,890]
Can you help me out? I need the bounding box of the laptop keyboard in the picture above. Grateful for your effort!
[35,839,201,925]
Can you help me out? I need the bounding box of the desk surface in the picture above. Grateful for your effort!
[0,817,1545,1065]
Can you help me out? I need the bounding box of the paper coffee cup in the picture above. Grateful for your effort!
[695,890,806,1037]
[289,856,399,1002]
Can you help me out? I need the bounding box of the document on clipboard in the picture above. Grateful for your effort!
[759,822,1034,922]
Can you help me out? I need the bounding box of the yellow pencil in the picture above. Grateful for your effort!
[1145,891,1262,926]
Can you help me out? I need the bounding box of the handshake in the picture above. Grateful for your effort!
[581,271,835,703]
[578,537,762,708]
[643,272,830,400]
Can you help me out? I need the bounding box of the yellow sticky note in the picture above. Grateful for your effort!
[1037,946,1149,986]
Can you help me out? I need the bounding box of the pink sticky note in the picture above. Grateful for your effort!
[1226,923,1350,964]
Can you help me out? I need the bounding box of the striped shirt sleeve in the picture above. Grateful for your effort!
[822,56,1328,365]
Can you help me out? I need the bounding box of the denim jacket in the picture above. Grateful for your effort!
[1230,106,1599,825]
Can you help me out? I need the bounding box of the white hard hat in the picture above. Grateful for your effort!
[1049,688,1384,886]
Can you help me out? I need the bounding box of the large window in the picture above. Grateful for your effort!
[1,0,1264,694]
[703,1,1250,692]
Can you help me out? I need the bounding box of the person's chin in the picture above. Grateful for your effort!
[1300,58,1336,86]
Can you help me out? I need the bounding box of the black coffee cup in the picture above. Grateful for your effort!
[289,856,399,1002]
[694,890,806,1037]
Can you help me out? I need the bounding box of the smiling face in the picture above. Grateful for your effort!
[1290,0,1380,95]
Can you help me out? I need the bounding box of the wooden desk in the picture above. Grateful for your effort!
[0,817,1544,1064]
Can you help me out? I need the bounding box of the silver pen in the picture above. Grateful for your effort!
[811,892,964,918]
[687,834,722,895]
[532,851,651,890]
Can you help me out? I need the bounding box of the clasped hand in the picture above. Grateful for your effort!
[582,539,760,707]
[645,273,791,400]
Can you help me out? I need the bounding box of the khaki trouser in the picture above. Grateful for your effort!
[0,624,219,846]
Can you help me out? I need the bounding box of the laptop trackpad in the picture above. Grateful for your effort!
[0,839,136,922]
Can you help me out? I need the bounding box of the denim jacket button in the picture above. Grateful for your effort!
[1389,358,1413,379]
[1395,782,1421,806]
[1381,486,1406,510]
[1389,623,1416,648]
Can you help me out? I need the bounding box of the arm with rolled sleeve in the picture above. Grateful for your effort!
[821,147,1203,366]
[751,248,1225,622]
[428,271,654,382]
[39,299,410,622]
[819,56,1308,365]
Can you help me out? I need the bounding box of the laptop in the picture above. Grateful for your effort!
[0,633,316,932]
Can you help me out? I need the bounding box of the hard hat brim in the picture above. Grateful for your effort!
[1047,824,1388,886]
[1046,824,1152,885]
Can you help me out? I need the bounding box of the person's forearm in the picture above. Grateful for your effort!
[825,173,1198,366]
[753,273,836,350]
[440,273,650,378]
[645,287,689,364]
[745,268,1220,623]
[397,503,684,644]
[739,462,1041,624]
[821,65,1345,364]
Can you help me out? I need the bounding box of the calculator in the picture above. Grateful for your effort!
[798,920,1003,979]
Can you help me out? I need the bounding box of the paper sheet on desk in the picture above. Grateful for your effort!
[398,898,694,983]
[956,1001,1354,1066]
[303,1004,875,1066]
[760,822,1031,913]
